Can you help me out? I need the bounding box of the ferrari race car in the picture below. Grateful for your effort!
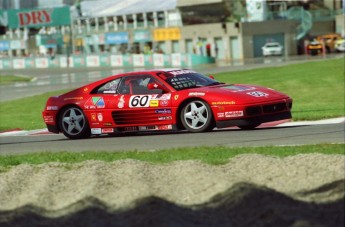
[42,69,293,139]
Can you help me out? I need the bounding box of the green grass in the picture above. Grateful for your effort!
[0,144,343,169]
[0,58,344,131]
[0,75,32,85]
[214,59,344,120]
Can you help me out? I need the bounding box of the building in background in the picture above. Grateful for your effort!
[0,0,343,61]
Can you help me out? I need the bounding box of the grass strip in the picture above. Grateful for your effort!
[0,75,32,85]
[0,144,343,169]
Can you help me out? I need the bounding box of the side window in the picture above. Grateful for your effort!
[92,78,121,94]
[118,75,164,95]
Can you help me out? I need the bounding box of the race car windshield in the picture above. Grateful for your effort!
[163,70,223,90]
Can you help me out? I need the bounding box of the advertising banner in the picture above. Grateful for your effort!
[35,57,49,68]
[10,40,26,50]
[37,34,63,46]
[171,53,181,67]
[25,58,35,68]
[73,55,86,67]
[134,30,151,43]
[0,41,10,51]
[132,54,145,67]
[105,32,129,44]
[110,55,124,67]
[153,53,164,66]
[13,58,25,69]
[86,55,100,67]
[153,28,181,41]
[7,6,71,29]
[100,54,110,66]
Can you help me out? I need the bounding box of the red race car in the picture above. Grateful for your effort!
[42,69,293,139]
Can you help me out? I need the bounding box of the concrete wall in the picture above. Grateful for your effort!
[335,14,345,36]
[309,21,335,36]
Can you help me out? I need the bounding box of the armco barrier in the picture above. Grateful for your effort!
[0,53,215,70]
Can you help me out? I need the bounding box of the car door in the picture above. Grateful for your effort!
[111,74,174,130]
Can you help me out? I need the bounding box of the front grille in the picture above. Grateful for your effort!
[246,102,288,116]
[263,103,286,113]
[246,106,262,116]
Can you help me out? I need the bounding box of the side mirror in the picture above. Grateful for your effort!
[147,82,164,90]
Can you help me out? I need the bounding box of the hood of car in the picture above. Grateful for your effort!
[185,84,290,104]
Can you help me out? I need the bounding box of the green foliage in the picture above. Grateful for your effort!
[0,144,343,169]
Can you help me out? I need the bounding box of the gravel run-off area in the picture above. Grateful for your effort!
[0,153,344,227]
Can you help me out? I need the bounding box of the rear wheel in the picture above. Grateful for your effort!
[180,100,214,132]
[59,106,91,139]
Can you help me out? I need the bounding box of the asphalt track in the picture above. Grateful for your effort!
[0,123,344,155]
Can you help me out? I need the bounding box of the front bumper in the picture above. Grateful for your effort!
[216,111,292,128]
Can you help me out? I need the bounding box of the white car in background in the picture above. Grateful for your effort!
[262,42,283,56]
[335,39,345,52]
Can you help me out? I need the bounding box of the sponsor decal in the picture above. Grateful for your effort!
[158,116,172,120]
[217,113,225,118]
[91,113,97,121]
[174,95,179,100]
[46,106,58,110]
[97,113,103,122]
[211,101,236,105]
[150,100,159,107]
[103,122,112,126]
[104,90,116,94]
[160,100,169,106]
[130,95,151,108]
[247,91,268,97]
[189,92,205,96]
[155,109,172,114]
[170,70,195,76]
[44,115,54,123]
[84,87,89,92]
[152,94,171,100]
[118,95,125,108]
[102,128,114,133]
[225,111,244,118]
[158,125,173,130]
[84,97,105,109]
[91,128,101,134]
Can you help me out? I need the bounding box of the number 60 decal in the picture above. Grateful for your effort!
[129,95,151,107]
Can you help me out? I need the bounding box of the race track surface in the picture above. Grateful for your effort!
[0,123,344,155]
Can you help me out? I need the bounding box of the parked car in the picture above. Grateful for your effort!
[316,33,342,53]
[335,39,345,52]
[307,41,323,56]
[261,42,283,56]
[42,69,293,139]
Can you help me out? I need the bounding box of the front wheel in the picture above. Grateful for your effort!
[59,106,91,139]
[180,100,215,132]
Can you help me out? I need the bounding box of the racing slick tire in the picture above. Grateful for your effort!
[59,106,91,139]
[180,100,215,133]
